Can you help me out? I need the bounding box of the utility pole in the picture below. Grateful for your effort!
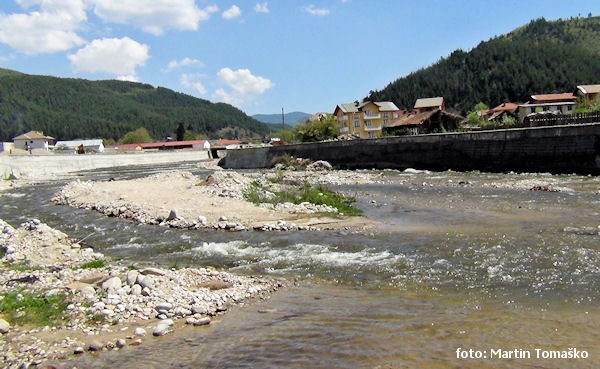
[282,107,285,131]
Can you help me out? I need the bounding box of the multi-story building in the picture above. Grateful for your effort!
[518,93,577,123]
[333,101,400,139]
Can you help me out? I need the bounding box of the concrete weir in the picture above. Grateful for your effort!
[221,123,600,174]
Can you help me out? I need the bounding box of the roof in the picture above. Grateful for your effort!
[577,84,600,94]
[414,97,444,109]
[335,103,360,114]
[491,102,518,112]
[385,110,439,128]
[55,139,104,148]
[519,101,575,107]
[373,101,400,111]
[531,93,576,102]
[111,139,243,151]
[13,130,54,141]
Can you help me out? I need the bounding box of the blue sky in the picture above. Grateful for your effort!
[0,1,599,116]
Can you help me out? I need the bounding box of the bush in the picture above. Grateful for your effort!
[121,127,152,144]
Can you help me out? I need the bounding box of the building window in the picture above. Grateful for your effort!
[393,112,398,118]
[567,105,573,111]
[354,120,360,127]
[353,113,359,119]
[383,112,389,118]
[368,132,375,138]
[365,120,371,127]
[383,119,389,125]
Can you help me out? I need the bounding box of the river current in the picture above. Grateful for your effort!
[2,161,600,368]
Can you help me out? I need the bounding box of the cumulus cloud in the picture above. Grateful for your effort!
[166,57,204,71]
[254,2,269,13]
[222,5,241,20]
[0,0,86,54]
[116,74,138,82]
[89,0,219,35]
[214,67,273,106]
[67,37,149,80]
[180,73,207,95]
[303,5,330,16]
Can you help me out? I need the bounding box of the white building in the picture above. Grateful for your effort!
[13,131,54,151]
[54,139,105,153]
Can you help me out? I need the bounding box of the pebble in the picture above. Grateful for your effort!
[73,347,84,355]
[134,328,147,337]
[152,323,171,336]
[87,341,104,351]
[0,318,10,334]
[115,339,126,348]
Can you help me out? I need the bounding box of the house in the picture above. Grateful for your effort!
[383,109,464,135]
[333,101,400,139]
[309,112,331,121]
[518,93,576,122]
[576,84,600,104]
[13,130,54,151]
[482,102,519,122]
[414,97,445,113]
[111,139,212,151]
[54,139,105,153]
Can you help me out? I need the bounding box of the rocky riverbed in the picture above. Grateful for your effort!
[0,218,283,369]
[52,166,382,233]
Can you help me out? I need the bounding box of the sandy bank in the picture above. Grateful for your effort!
[0,218,283,368]
[53,168,381,232]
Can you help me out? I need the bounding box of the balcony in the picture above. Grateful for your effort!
[338,115,349,121]
[340,126,349,133]
[363,112,381,120]
[364,125,382,131]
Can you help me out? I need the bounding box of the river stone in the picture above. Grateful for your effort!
[166,209,178,221]
[73,347,84,355]
[191,303,210,315]
[134,328,146,337]
[0,318,9,334]
[88,341,104,351]
[80,286,96,299]
[126,270,139,286]
[141,287,151,296]
[102,277,121,291]
[193,317,211,326]
[130,284,142,295]
[152,323,171,336]
[141,267,166,276]
[115,339,126,348]
[198,216,207,225]
[130,339,142,346]
[155,302,173,311]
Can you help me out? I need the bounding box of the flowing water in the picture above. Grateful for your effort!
[2,162,600,368]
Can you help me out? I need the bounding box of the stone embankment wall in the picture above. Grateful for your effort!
[221,123,600,174]
[1,150,209,180]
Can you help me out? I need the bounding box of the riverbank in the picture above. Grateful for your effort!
[52,165,382,232]
[0,218,283,368]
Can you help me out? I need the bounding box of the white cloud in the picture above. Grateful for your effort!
[116,74,138,82]
[166,57,204,71]
[222,5,241,20]
[254,2,269,13]
[303,5,329,16]
[0,0,86,54]
[214,67,273,106]
[180,73,207,95]
[89,0,219,35]
[67,37,149,79]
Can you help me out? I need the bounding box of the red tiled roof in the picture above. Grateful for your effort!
[491,102,518,112]
[111,140,208,150]
[531,93,576,102]
[13,130,54,141]
[385,110,438,128]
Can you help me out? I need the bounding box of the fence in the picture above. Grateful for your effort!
[527,112,600,127]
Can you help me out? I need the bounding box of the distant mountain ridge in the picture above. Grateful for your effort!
[366,16,600,114]
[0,69,272,142]
[252,112,312,126]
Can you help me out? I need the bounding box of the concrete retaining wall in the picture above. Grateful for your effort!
[1,150,209,180]
[221,124,600,174]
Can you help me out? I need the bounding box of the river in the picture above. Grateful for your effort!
[1,162,600,368]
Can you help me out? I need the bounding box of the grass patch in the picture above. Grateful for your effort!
[77,259,106,269]
[0,290,68,327]
[244,181,362,216]
[2,261,39,272]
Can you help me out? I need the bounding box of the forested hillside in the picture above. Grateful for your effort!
[366,17,600,114]
[0,71,271,141]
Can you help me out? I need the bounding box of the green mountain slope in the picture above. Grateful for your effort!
[0,71,272,142]
[366,17,600,114]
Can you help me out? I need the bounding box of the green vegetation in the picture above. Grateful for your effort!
[244,181,362,216]
[0,72,272,142]
[367,17,600,114]
[2,261,39,271]
[77,259,106,269]
[293,115,340,142]
[575,96,600,113]
[0,290,68,327]
[121,127,152,144]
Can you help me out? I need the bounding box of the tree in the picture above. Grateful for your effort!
[277,129,296,143]
[121,127,152,144]
[464,102,489,127]
[176,123,185,141]
[293,115,340,142]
